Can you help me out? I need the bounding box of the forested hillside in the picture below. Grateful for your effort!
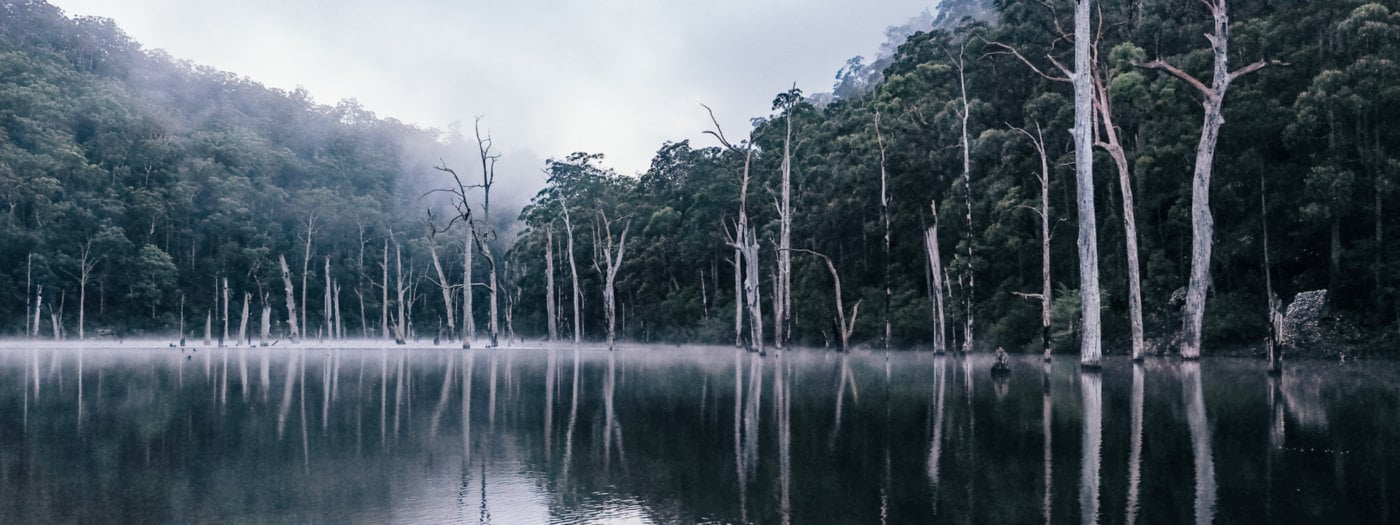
[3,0,1396,354]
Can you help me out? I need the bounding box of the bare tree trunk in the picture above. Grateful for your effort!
[77,241,96,340]
[777,95,794,350]
[546,224,558,342]
[1012,125,1054,360]
[334,281,343,340]
[205,311,212,346]
[876,109,892,350]
[392,234,407,345]
[260,295,271,346]
[596,215,631,350]
[221,277,229,347]
[238,292,250,345]
[26,253,32,339]
[1091,68,1145,361]
[300,213,317,339]
[464,233,475,347]
[561,198,582,344]
[428,241,455,341]
[324,257,333,341]
[925,203,948,354]
[1262,171,1282,374]
[744,228,764,354]
[792,248,860,352]
[1143,0,1279,359]
[734,248,744,348]
[179,294,185,342]
[32,285,42,338]
[279,254,301,342]
[486,244,498,347]
[1074,0,1102,367]
[381,240,390,341]
[955,48,976,353]
[49,294,62,341]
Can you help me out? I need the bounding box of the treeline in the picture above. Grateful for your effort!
[0,0,511,341]
[3,0,1397,354]
[508,0,1400,353]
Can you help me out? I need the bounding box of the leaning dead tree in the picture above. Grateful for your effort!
[925,202,949,354]
[592,211,632,350]
[1073,0,1103,367]
[790,248,860,352]
[1011,124,1054,361]
[703,104,761,352]
[426,227,457,342]
[1141,0,1282,359]
[278,254,301,342]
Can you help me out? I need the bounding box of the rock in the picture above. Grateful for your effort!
[991,347,1011,375]
[1281,290,1328,349]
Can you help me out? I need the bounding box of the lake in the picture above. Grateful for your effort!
[0,344,1395,523]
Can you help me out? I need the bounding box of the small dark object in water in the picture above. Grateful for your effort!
[169,343,176,348]
[179,337,185,347]
[186,355,191,360]
[991,347,1011,375]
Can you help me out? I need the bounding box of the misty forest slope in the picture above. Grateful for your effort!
[2,0,1397,354]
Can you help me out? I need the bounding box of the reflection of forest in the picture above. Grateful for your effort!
[0,348,1396,523]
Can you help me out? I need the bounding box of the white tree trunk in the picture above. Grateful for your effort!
[428,243,454,341]
[333,281,344,340]
[744,228,763,354]
[32,285,41,338]
[925,209,947,354]
[561,199,582,344]
[956,49,976,353]
[546,224,558,342]
[598,217,631,350]
[463,233,475,347]
[324,257,333,341]
[393,237,407,345]
[279,254,301,342]
[221,277,229,347]
[876,110,892,350]
[238,292,250,345]
[1074,0,1102,367]
[381,240,389,341]
[260,297,271,346]
[777,105,793,350]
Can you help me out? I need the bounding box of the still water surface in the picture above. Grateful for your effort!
[0,345,1396,523]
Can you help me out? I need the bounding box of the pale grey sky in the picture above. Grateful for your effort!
[50,0,934,176]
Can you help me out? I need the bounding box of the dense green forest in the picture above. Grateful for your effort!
[2,0,1397,354]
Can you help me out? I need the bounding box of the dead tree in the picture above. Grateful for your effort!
[48,291,63,341]
[772,87,802,349]
[25,253,32,338]
[259,293,271,346]
[560,195,582,344]
[475,118,501,347]
[322,257,333,341]
[1011,124,1054,360]
[381,239,390,341]
[790,248,860,352]
[953,45,976,353]
[333,280,344,340]
[1262,170,1283,373]
[703,104,757,351]
[75,239,98,340]
[279,254,301,342]
[221,277,229,347]
[1141,0,1281,359]
[875,109,893,350]
[427,234,456,342]
[545,224,558,342]
[1073,0,1103,367]
[238,292,251,345]
[390,231,407,345]
[32,284,41,338]
[299,213,317,338]
[592,212,632,350]
[925,202,948,354]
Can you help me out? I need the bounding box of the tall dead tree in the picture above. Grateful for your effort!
[1142,0,1281,359]
[323,257,333,341]
[278,254,300,342]
[875,109,893,350]
[221,277,229,347]
[925,202,948,354]
[593,212,631,350]
[792,248,860,352]
[1262,170,1283,373]
[391,231,407,345]
[952,45,977,353]
[1012,124,1054,360]
[703,104,758,351]
[299,212,317,338]
[25,253,32,338]
[545,224,558,342]
[75,239,98,340]
[32,285,41,338]
[1073,0,1103,367]
[380,239,390,341]
[464,233,475,346]
[561,196,582,344]
[259,293,271,346]
[772,87,801,349]
[475,118,501,348]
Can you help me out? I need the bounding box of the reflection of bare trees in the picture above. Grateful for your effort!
[544,349,556,462]
[1266,374,1284,522]
[928,355,947,509]
[1182,362,1216,524]
[733,350,747,523]
[429,353,456,442]
[560,347,581,490]
[1080,370,1102,524]
[1042,361,1052,524]
[602,351,625,469]
[777,353,791,525]
[831,354,858,447]
[277,350,298,440]
[1126,363,1144,524]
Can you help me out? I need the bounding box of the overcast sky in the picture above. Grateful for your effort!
[50,0,933,176]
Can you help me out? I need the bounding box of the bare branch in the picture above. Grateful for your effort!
[1140,59,1210,98]
[1229,59,1287,82]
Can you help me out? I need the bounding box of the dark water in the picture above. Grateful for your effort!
[0,345,1396,524]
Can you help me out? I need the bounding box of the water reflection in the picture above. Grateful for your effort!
[0,348,1397,523]
[1182,362,1216,525]
[1080,370,1102,524]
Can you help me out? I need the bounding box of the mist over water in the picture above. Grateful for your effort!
[0,346,1396,523]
